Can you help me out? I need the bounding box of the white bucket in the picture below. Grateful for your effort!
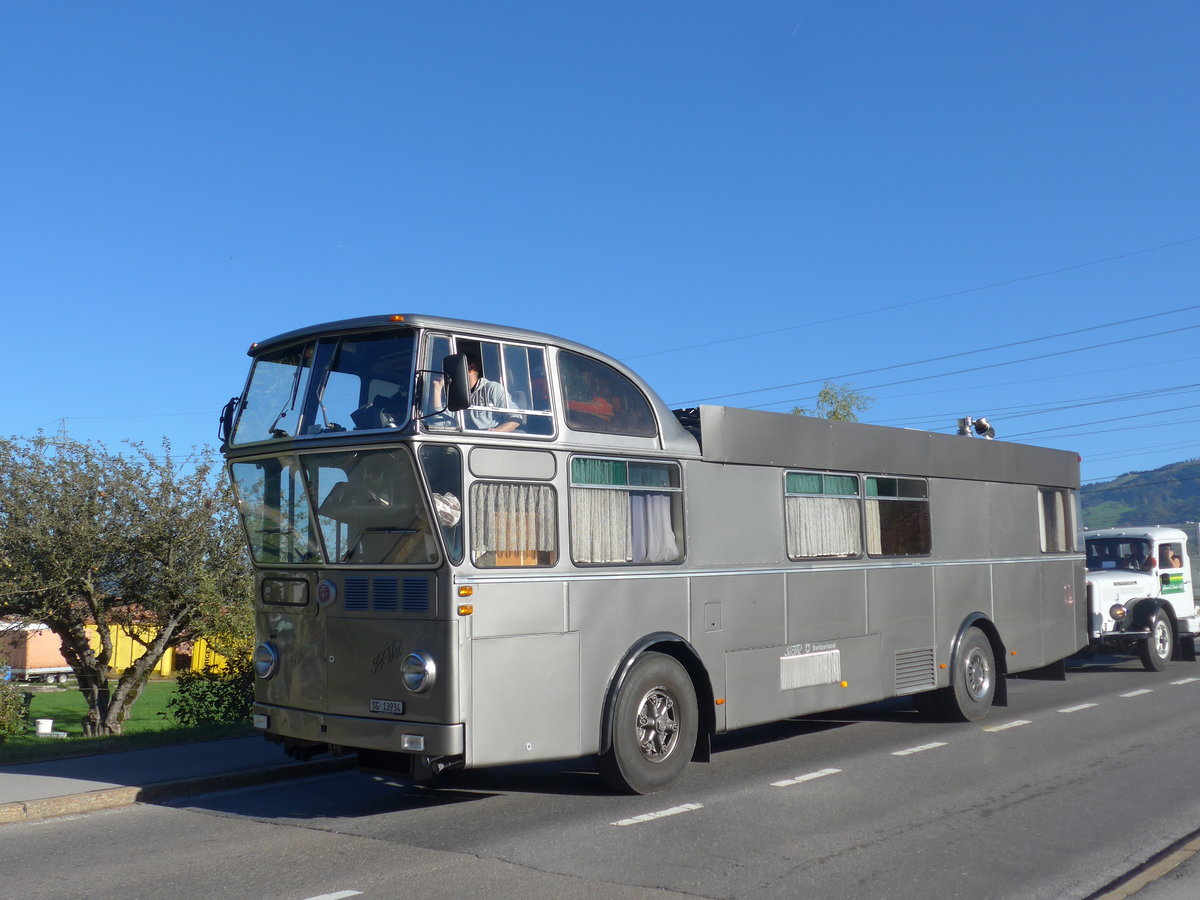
[35,718,53,735]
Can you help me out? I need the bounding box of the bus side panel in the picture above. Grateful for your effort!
[932,563,994,681]
[469,632,580,767]
[468,579,568,638]
[568,576,690,756]
[992,562,1044,668]
[724,634,882,729]
[692,573,784,652]
[867,566,935,684]
[1040,558,1086,667]
[785,569,868,645]
[683,462,787,567]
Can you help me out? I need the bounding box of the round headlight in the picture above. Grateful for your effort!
[401,651,437,694]
[1109,604,1128,622]
[253,642,279,680]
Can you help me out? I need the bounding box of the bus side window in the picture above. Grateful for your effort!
[1037,487,1072,553]
[560,350,657,437]
[865,476,930,557]
[470,481,558,567]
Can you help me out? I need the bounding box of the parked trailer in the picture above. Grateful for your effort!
[221,314,1087,793]
[9,667,72,685]
[1084,526,1200,670]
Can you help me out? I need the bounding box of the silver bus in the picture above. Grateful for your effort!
[221,314,1085,794]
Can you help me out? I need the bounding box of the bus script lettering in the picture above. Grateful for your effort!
[372,640,405,674]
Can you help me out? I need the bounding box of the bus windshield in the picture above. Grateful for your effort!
[232,330,417,445]
[231,447,439,566]
[1085,537,1153,572]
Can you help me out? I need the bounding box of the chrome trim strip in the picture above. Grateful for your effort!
[454,554,1084,586]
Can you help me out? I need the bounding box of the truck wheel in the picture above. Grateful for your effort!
[599,652,698,795]
[1139,609,1173,672]
[946,627,996,722]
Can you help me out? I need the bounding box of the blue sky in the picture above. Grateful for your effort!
[3,2,1198,486]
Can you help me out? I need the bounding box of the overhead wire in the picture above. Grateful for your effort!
[625,235,1200,362]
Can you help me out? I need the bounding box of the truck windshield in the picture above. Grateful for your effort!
[1086,538,1153,572]
[232,330,417,445]
[230,447,438,566]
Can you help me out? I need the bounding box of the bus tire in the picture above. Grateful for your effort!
[599,652,698,795]
[1139,609,1173,672]
[946,627,995,721]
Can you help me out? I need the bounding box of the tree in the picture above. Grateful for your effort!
[792,381,873,422]
[0,435,252,736]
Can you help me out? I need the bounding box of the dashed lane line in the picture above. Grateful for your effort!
[301,892,362,900]
[1121,689,1154,697]
[892,741,947,756]
[611,803,704,827]
[1171,677,1200,685]
[771,767,843,788]
[982,719,1031,732]
[1058,702,1099,713]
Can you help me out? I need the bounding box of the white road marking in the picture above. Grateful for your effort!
[1121,689,1154,697]
[302,892,362,900]
[1058,702,1098,713]
[1171,677,1200,685]
[982,719,1031,732]
[611,803,704,827]
[892,741,947,756]
[771,767,842,788]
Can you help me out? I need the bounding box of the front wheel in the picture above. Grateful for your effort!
[1139,608,1173,672]
[599,652,698,795]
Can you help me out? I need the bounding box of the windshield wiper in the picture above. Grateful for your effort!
[267,358,306,438]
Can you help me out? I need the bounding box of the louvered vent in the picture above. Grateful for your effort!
[402,578,431,613]
[372,578,399,611]
[343,577,370,611]
[895,647,936,695]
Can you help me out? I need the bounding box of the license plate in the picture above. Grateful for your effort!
[369,698,406,715]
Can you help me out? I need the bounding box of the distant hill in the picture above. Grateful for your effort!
[1081,459,1200,530]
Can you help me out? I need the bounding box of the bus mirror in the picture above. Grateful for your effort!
[442,354,471,411]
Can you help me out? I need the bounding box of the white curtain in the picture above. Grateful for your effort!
[864,500,883,556]
[470,482,556,560]
[631,492,680,563]
[571,487,632,563]
[787,496,861,558]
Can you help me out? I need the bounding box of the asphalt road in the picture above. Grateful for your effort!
[6,653,1200,900]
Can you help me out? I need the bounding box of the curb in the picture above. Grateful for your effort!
[0,754,356,825]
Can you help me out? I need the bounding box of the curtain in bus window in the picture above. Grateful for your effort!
[865,501,883,555]
[786,496,861,558]
[470,482,557,567]
[571,487,632,563]
[631,492,679,562]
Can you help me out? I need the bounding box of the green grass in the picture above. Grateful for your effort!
[0,678,253,765]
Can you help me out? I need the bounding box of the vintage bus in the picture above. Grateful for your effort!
[220,314,1086,794]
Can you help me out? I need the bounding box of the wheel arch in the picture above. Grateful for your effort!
[952,613,1008,707]
[598,632,714,762]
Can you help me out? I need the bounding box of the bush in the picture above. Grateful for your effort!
[166,657,254,727]
[0,680,32,742]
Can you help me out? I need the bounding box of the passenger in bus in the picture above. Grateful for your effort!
[465,354,521,433]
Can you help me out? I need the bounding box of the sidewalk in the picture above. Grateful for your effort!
[0,734,353,824]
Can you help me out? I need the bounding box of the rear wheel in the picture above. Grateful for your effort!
[918,627,996,722]
[1139,609,1173,672]
[599,652,698,795]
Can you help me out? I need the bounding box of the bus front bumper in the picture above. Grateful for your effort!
[253,703,465,757]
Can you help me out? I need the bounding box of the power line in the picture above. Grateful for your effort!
[630,235,1200,363]
[732,322,1200,411]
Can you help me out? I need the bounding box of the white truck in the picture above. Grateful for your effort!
[1084,526,1200,670]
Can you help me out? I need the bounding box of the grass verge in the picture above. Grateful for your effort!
[0,678,254,765]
